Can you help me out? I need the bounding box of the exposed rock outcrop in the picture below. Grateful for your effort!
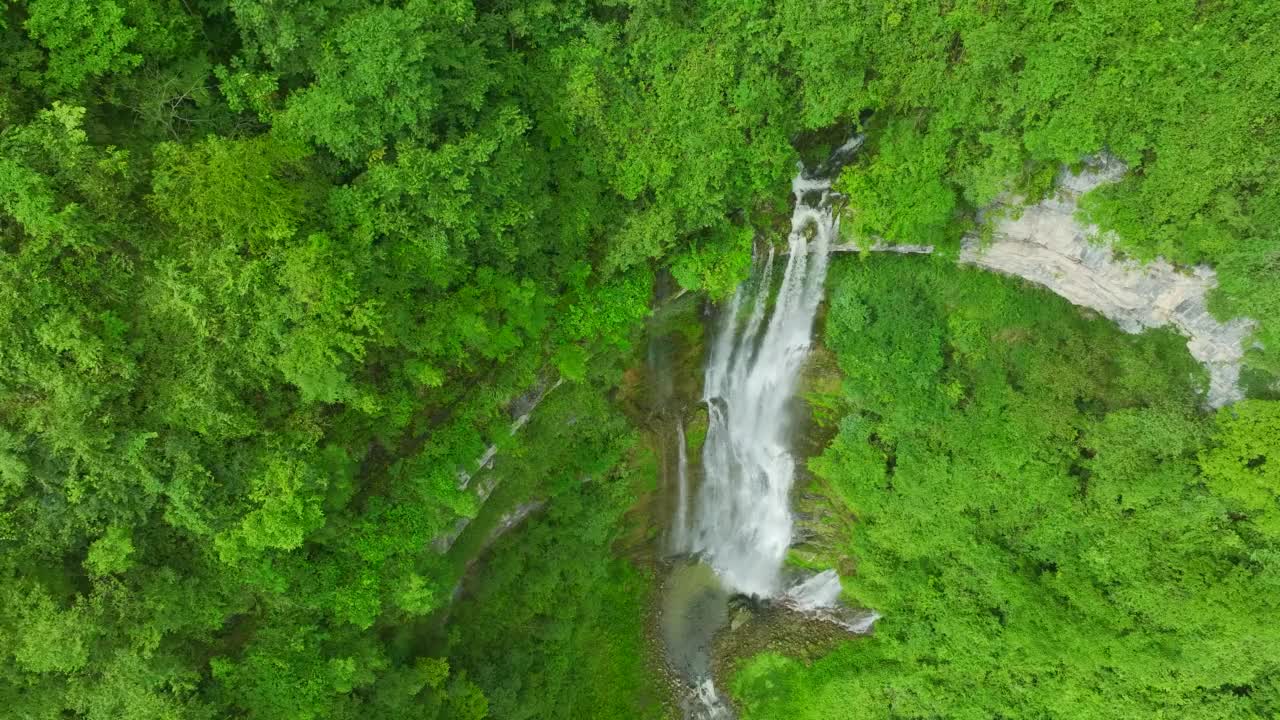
[435,376,562,554]
[834,157,1255,408]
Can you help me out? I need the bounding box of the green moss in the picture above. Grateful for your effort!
[684,405,710,457]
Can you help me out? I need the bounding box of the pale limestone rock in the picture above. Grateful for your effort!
[958,158,1253,408]
[833,156,1255,407]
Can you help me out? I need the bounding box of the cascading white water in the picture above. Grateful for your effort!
[660,139,875,720]
[671,419,691,552]
[781,568,881,631]
[681,155,848,598]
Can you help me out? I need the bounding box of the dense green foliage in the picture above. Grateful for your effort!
[734,257,1280,719]
[1,0,1277,717]
[443,382,665,720]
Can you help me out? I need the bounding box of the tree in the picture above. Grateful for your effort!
[1200,400,1280,539]
[23,0,139,92]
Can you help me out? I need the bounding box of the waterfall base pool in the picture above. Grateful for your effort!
[659,561,733,719]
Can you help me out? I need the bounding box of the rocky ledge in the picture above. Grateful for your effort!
[835,156,1256,408]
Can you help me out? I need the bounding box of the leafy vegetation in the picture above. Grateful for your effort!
[733,257,1280,719]
[443,383,666,720]
[1,0,1276,717]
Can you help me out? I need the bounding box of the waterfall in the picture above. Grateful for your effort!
[672,419,690,552]
[662,140,870,720]
[687,154,849,598]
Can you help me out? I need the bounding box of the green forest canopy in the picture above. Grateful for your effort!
[0,0,1277,718]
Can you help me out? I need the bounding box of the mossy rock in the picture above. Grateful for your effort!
[684,405,709,457]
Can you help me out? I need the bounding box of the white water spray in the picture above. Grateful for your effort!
[782,568,882,632]
[683,151,850,598]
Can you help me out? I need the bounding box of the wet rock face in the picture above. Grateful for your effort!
[727,593,769,614]
[835,155,1255,408]
[958,157,1253,408]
